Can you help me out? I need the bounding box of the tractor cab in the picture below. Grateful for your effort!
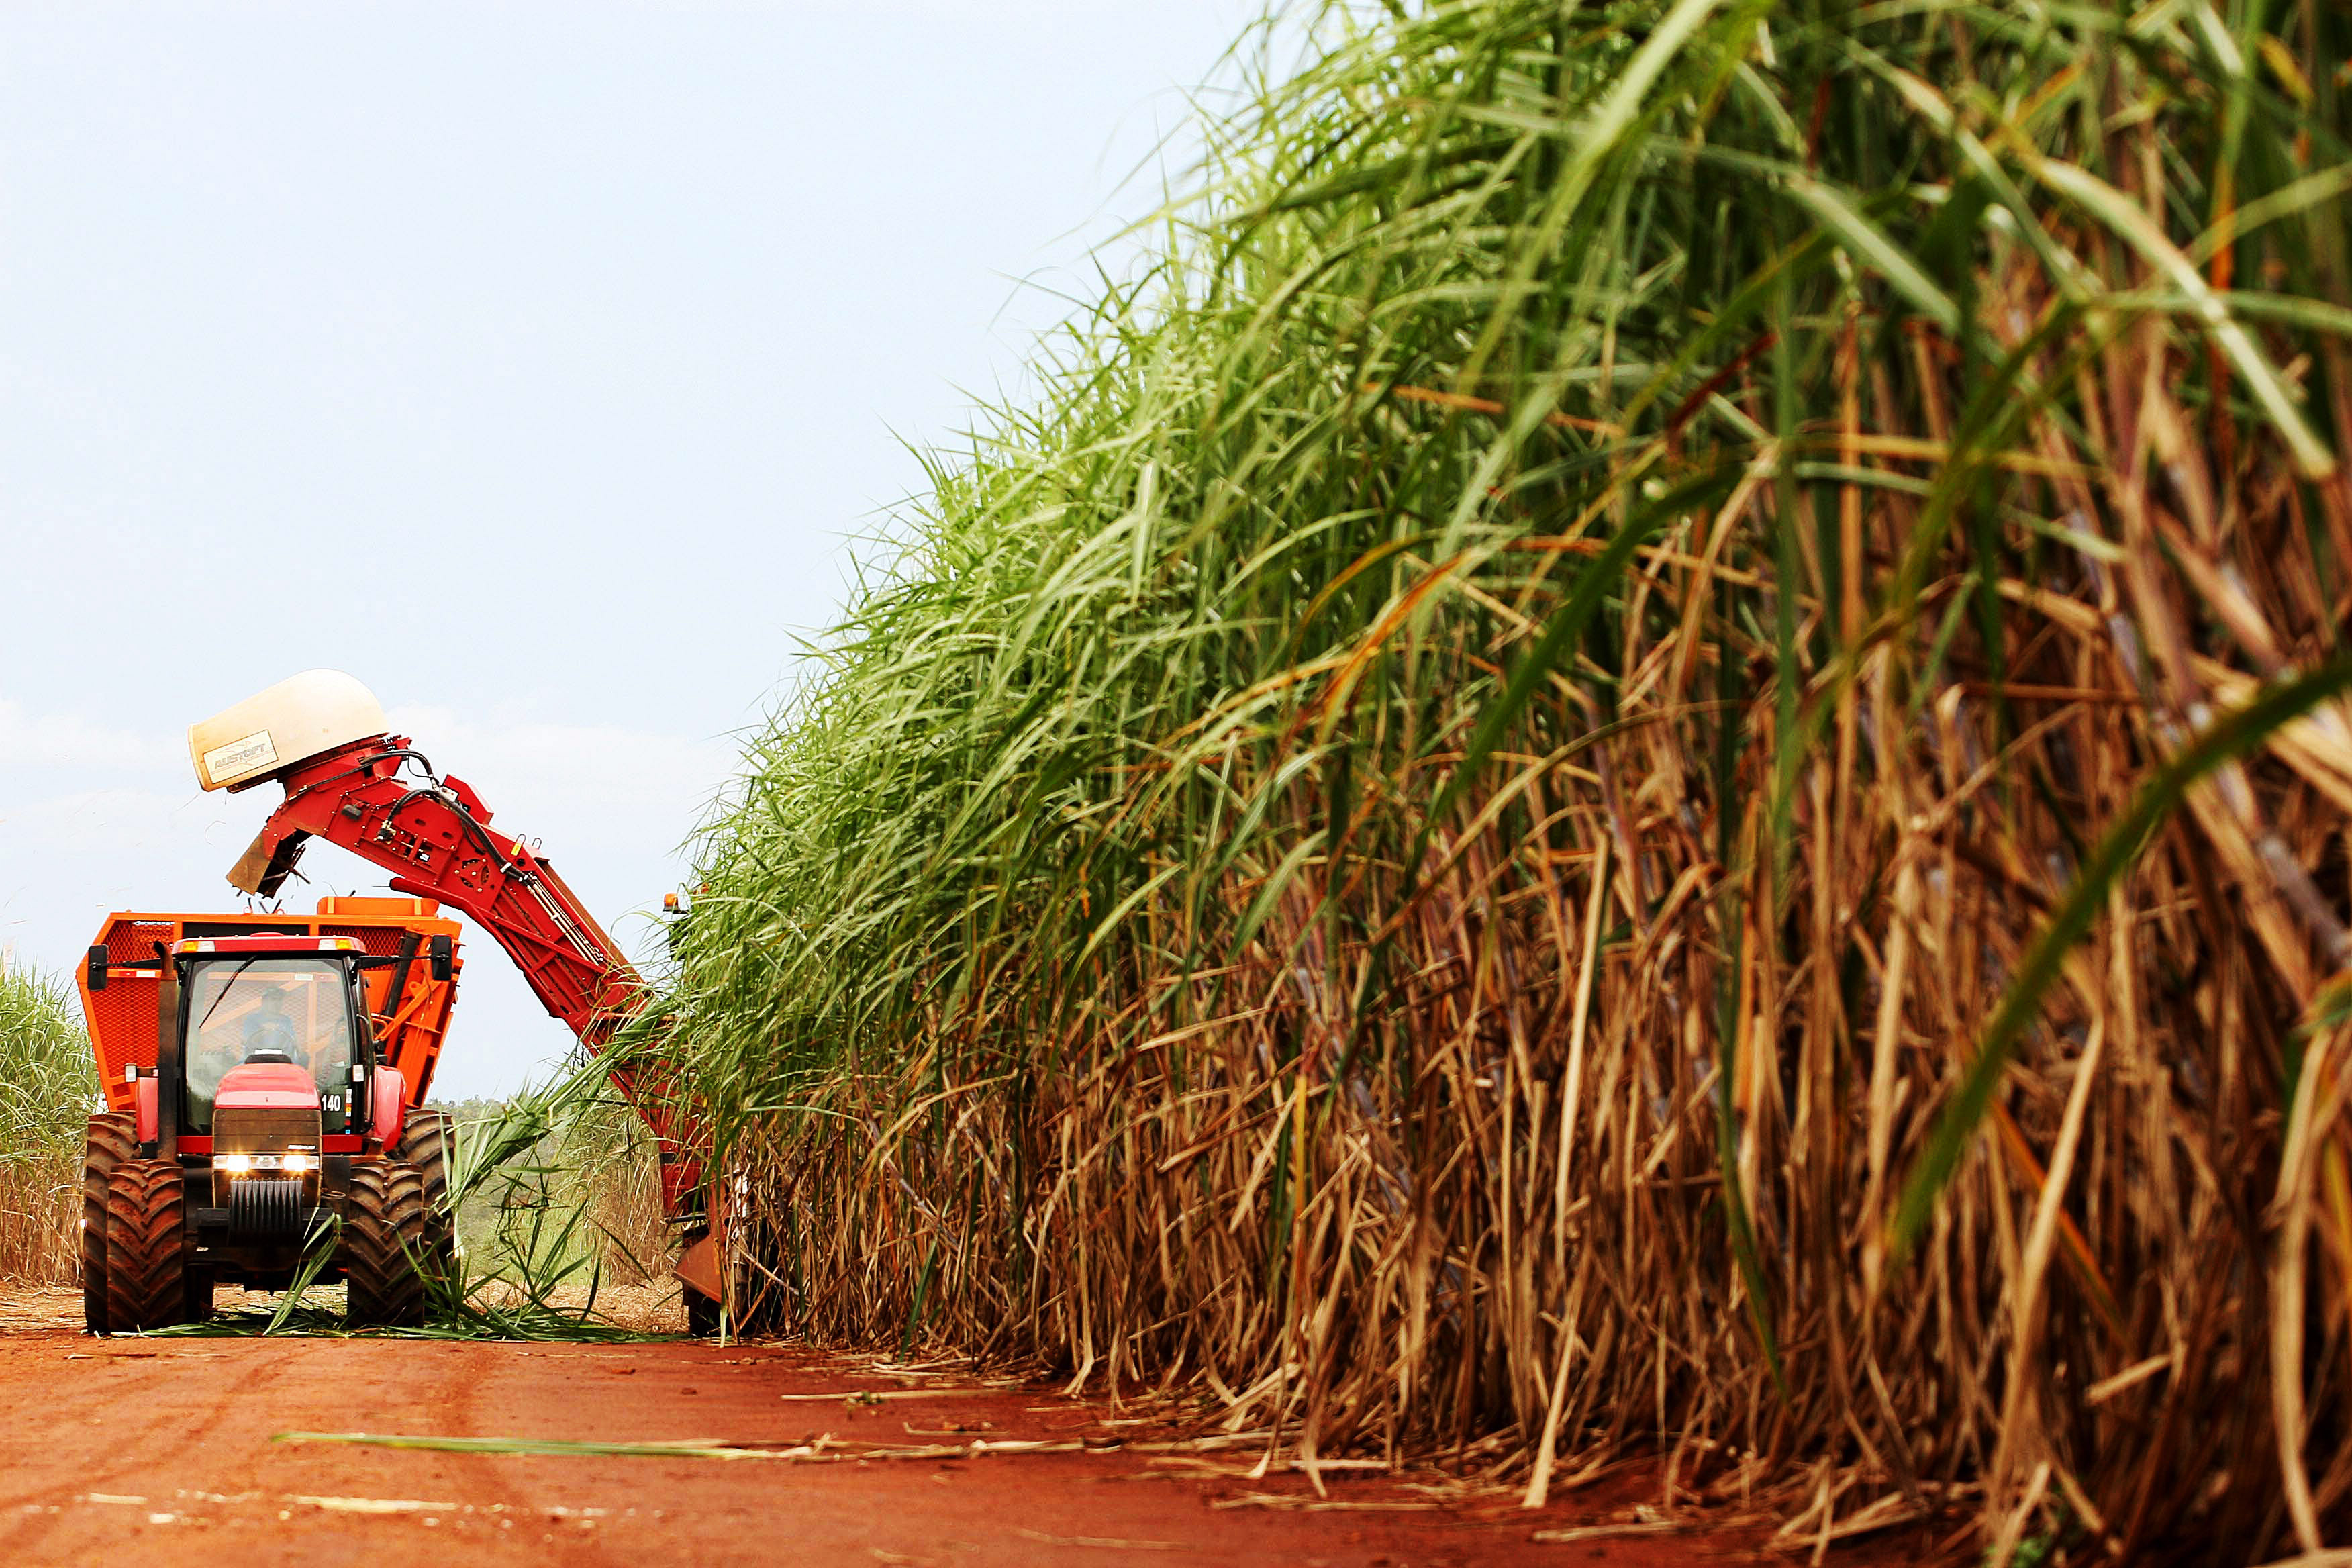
[181,940,369,1140]
[159,935,387,1153]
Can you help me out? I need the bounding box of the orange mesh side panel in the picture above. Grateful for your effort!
[319,923,411,957]
[85,917,179,1113]
[85,979,160,1114]
[101,919,177,963]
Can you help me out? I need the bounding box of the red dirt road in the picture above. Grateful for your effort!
[0,1300,1937,1567]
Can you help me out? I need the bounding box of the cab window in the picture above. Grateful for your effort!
[183,957,356,1134]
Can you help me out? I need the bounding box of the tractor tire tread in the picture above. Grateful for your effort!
[103,1161,189,1334]
[394,1112,457,1285]
[82,1112,136,1334]
[344,1159,428,1328]
[395,1111,454,1233]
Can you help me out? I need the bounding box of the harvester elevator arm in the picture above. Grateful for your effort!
[228,735,706,1219]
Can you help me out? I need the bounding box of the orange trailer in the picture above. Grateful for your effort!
[81,897,464,1112]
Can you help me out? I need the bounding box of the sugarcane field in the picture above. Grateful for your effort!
[6,0,2352,1563]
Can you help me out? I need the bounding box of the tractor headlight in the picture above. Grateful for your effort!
[283,1153,313,1174]
[219,1154,253,1175]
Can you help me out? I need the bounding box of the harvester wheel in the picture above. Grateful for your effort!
[103,1161,191,1333]
[344,1159,428,1328]
[680,1223,768,1338]
[81,1113,136,1334]
[396,1110,457,1279]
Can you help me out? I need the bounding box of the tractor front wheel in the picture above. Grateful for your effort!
[104,1161,191,1333]
[344,1159,428,1328]
[81,1113,135,1334]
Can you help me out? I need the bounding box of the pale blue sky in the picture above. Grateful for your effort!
[0,1,1261,1096]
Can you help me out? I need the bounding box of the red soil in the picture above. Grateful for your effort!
[0,1292,1949,1567]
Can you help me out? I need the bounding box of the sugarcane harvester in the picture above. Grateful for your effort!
[78,670,723,1332]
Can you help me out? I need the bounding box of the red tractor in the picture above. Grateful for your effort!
[79,669,724,1334]
[81,907,462,1331]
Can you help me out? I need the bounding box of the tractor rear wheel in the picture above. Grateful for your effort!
[396,1110,456,1283]
[81,1113,135,1334]
[104,1161,191,1333]
[344,1159,428,1328]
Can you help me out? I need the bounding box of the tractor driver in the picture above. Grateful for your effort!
[246,987,348,1099]
[186,988,297,1130]
[242,989,301,1061]
[252,985,355,1112]
[189,981,329,1132]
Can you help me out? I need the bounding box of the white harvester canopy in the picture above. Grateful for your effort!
[188,669,390,793]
